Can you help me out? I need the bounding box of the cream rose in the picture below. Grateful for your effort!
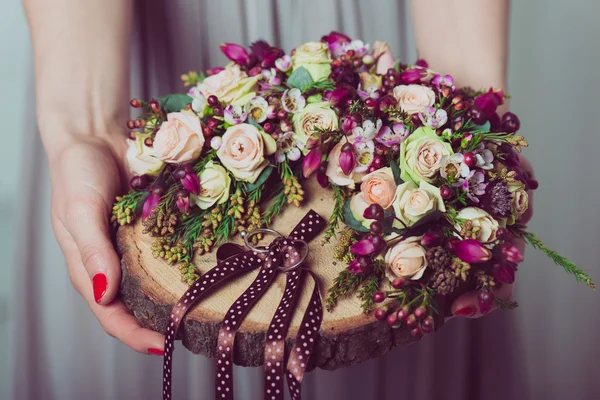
[372,40,395,75]
[360,167,396,209]
[393,84,435,115]
[292,42,332,82]
[348,193,372,229]
[196,65,260,104]
[292,102,339,148]
[384,236,428,281]
[217,123,276,183]
[125,135,164,176]
[153,112,205,164]
[393,180,445,228]
[457,207,500,243]
[399,127,453,184]
[191,161,231,210]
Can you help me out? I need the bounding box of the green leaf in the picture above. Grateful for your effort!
[245,166,274,192]
[287,67,314,92]
[380,210,396,235]
[470,121,491,134]
[390,159,403,185]
[158,94,193,113]
[247,118,263,130]
[342,199,369,232]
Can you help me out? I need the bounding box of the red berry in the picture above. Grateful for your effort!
[440,186,454,200]
[151,186,164,196]
[129,98,142,108]
[422,316,435,330]
[372,291,386,303]
[207,118,220,130]
[126,120,136,130]
[391,278,406,289]
[369,221,383,234]
[363,204,385,221]
[410,327,423,339]
[277,109,289,121]
[372,156,384,169]
[202,126,213,137]
[341,143,354,153]
[130,175,150,191]
[207,95,219,107]
[212,106,223,117]
[396,305,410,321]
[414,306,427,320]
[365,98,378,108]
[173,167,187,180]
[149,100,161,113]
[468,107,486,125]
[405,314,417,329]
[263,122,275,133]
[144,137,154,147]
[386,312,398,326]
[374,307,388,321]
[463,152,476,167]
[280,120,293,132]
[502,112,521,132]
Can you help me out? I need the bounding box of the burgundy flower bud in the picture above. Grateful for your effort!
[302,149,322,178]
[400,69,422,84]
[374,307,389,321]
[377,95,397,115]
[173,166,188,180]
[367,234,385,252]
[363,204,385,221]
[391,278,406,289]
[130,175,150,191]
[339,143,356,175]
[474,90,503,118]
[342,113,362,134]
[219,43,251,66]
[207,117,220,130]
[397,305,410,320]
[528,179,539,190]
[175,190,190,214]
[350,239,377,256]
[421,231,443,248]
[247,66,262,76]
[329,86,354,108]
[207,95,219,107]
[181,172,201,195]
[129,98,142,108]
[411,113,422,127]
[496,227,508,241]
[347,257,369,275]
[316,172,330,188]
[450,239,492,264]
[492,260,516,284]
[415,59,428,68]
[372,291,386,303]
[149,99,161,113]
[499,243,524,263]
[142,191,161,220]
[502,112,521,132]
[212,106,224,117]
[364,98,378,108]
[414,306,427,320]
[463,152,476,167]
[202,126,214,138]
[369,221,383,234]
[477,290,495,314]
[206,67,225,76]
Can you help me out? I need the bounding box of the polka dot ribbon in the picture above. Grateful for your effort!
[161,210,326,400]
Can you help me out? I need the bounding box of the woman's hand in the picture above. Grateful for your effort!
[450,155,535,318]
[47,133,165,353]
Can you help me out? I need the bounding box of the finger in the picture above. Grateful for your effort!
[451,282,514,318]
[63,237,165,354]
[63,195,121,305]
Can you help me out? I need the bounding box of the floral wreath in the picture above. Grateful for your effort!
[113,32,594,338]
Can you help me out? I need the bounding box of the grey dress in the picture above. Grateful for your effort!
[12,0,600,399]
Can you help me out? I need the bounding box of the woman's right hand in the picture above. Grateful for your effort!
[47,132,165,354]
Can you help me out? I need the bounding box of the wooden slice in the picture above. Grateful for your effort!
[118,179,449,371]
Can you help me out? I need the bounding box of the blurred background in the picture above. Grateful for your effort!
[1,1,599,399]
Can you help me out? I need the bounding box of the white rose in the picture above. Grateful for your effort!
[393,84,435,115]
[457,207,500,243]
[125,135,164,176]
[191,161,231,209]
[393,180,446,228]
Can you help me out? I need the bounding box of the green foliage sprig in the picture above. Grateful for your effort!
[321,184,346,244]
[494,297,519,311]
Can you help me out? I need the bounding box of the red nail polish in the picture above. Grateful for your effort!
[148,348,164,356]
[454,306,476,317]
[92,273,107,303]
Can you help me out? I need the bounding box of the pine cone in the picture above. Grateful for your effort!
[430,269,460,296]
[426,247,451,270]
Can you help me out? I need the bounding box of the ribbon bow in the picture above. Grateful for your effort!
[162,210,327,400]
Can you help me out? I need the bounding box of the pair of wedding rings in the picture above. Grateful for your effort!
[241,228,308,272]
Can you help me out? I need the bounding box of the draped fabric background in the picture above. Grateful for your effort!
[2,1,599,399]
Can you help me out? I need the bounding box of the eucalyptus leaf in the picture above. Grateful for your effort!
[470,121,491,134]
[245,166,274,192]
[247,119,263,130]
[287,67,314,92]
[390,159,403,185]
[342,200,369,232]
[158,94,194,113]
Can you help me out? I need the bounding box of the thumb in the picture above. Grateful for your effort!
[65,197,122,305]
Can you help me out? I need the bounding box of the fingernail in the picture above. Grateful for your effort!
[454,306,476,317]
[92,273,108,303]
[148,348,164,356]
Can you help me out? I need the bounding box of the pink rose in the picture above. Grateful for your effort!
[384,236,428,281]
[153,112,205,164]
[360,167,396,209]
[392,84,435,115]
[217,123,272,183]
[373,40,395,75]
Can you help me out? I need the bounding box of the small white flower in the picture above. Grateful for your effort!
[282,88,306,113]
[210,136,222,150]
[274,131,302,163]
[473,143,494,170]
[353,137,375,173]
[352,119,382,141]
[224,104,247,125]
[418,106,448,129]
[275,55,292,72]
[187,88,206,114]
[244,96,269,123]
[261,68,281,86]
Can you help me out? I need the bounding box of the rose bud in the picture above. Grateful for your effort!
[492,260,516,284]
[450,239,492,264]
[219,43,251,66]
[142,190,161,220]
[338,143,356,175]
[421,231,443,248]
[181,172,201,195]
[363,204,385,221]
[302,149,322,178]
[350,238,378,256]
[499,242,524,263]
[175,190,190,214]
